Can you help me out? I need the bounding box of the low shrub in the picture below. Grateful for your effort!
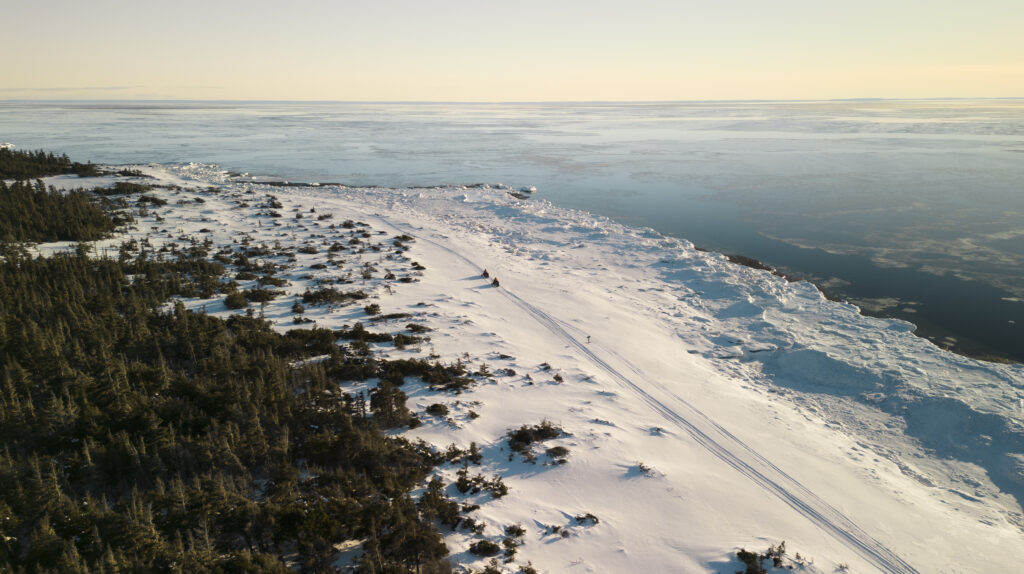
[335,322,393,343]
[574,512,599,525]
[137,194,167,206]
[736,541,787,574]
[301,287,367,305]
[426,403,449,417]
[393,333,422,349]
[508,420,562,453]
[243,288,281,303]
[456,467,508,498]
[258,275,289,287]
[469,540,501,557]
[224,291,247,309]
[546,446,570,459]
[107,181,152,195]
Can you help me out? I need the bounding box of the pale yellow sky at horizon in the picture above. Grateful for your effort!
[2,0,1023,101]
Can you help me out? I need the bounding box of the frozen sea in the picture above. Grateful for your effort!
[3,99,1024,360]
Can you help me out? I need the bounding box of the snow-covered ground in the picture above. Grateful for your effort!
[42,164,1024,573]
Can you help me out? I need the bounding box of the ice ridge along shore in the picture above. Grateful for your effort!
[41,162,1024,573]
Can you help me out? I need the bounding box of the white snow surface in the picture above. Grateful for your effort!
[48,163,1024,573]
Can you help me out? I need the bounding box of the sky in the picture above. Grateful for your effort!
[2,0,1023,101]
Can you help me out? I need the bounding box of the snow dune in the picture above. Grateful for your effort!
[58,163,1024,573]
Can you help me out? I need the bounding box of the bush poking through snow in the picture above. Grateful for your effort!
[735,541,790,574]
[442,442,483,465]
[488,477,509,498]
[426,403,450,417]
[736,549,765,574]
[110,181,153,195]
[469,540,501,557]
[369,312,414,323]
[422,361,475,392]
[242,288,281,302]
[335,321,393,342]
[502,536,520,561]
[475,363,492,377]
[258,275,289,287]
[393,333,422,349]
[546,445,570,463]
[301,287,368,305]
[224,291,247,309]
[369,380,412,428]
[418,478,461,529]
[468,441,483,464]
[507,420,563,454]
[456,465,508,498]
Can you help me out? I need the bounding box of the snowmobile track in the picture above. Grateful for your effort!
[384,213,919,574]
[502,292,918,574]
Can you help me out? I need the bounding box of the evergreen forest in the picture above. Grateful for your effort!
[0,149,455,573]
[0,148,100,180]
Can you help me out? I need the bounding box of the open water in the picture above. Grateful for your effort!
[2,99,1024,360]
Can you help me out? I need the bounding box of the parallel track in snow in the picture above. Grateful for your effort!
[382,211,918,574]
[502,292,917,574]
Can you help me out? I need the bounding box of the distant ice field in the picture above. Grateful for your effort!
[3,99,1024,360]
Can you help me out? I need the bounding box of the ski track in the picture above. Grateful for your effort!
[377,204,918,574]
[506,294,918,574]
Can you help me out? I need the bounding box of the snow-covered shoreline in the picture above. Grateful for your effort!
[42,162,1024,572]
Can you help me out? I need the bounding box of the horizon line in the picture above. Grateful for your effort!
[2,96,1024,105]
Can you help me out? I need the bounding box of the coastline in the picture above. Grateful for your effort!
[231,172,1021,365]
[27,161,1024,572]
[6,99,1024,366]
[715,250,1020,364]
